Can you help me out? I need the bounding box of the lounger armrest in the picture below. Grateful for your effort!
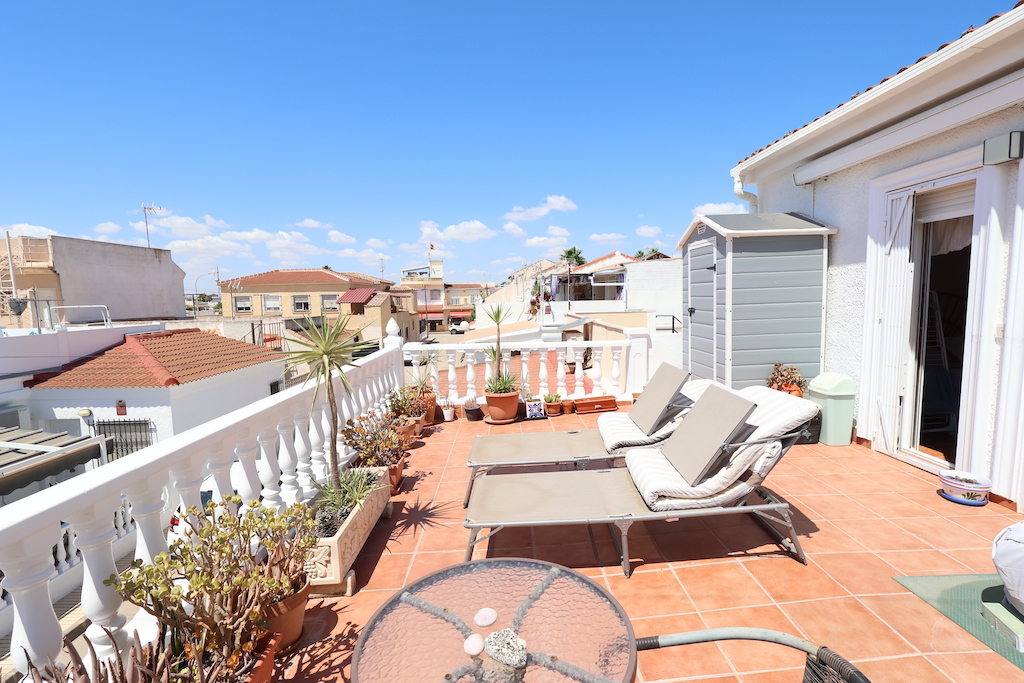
[719,426,811,454]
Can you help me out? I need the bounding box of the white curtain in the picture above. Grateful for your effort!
[929,216,973,256]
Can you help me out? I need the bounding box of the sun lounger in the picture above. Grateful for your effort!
[463,385,819,576]
[462,364,706,506]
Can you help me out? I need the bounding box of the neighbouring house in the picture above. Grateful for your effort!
[484,258,556,304]
[1,235,186,327]
[24,328,284,459]
[725,5,1024,503]
[399,259,489,332]
[334,287,419,344]
[218,268,391,319]
[535,251,639,322]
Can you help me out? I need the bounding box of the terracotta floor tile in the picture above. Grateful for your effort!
[851,655,948,682]
[792,520,867,554]
[414,521,472,551]
[714,523,794,560]
[644,517,709,535]
[700,605,807,673]
[632,613,735,680]
[351,551,413,591]
[855,491,939,517]
[770,474,841,496]
[812,552,910,596]
[533,523,600,547]
[877,470,942,493]
[892,516,989,550]
[532,541,605,570]
[948,514,1021,540]
[781,597,915,659]
[859,593,989,653]
[830,453,909,473]
[433,480,470,501]
[744,558,848,603]
[795,494,879,520]
[738,669,805,683]
[675,563,772,611]
[815,472,888,495]
[941,548,996,573]
[406,551,466,583]
[438,465,472,483]
[927,652,1024,682]
[652,529,732,566]
[876,548,967,574]
[485,524,534,548]
[830,518,933,551]
[795,456,855,475]
[605,569,695,618]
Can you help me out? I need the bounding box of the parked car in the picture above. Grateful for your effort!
[449,320,470,334]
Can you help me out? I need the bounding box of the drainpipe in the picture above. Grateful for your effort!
[732,173,758,213]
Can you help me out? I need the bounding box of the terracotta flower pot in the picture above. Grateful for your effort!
[544,402,562,416]
[413,414,425,437]
[245,632,282,683]
[561,399,575,414]
[780,383,804,398]
[395,417,416,439]
[485,391,520,424]
[421,391,437,424]
[264,579,310,653]
[388,454,408,495]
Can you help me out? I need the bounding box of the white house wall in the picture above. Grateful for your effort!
[624,259,683,328]
[0,324,162,377]
[49,237,187,322]
[169,361,284,434]
[29,386,175,442]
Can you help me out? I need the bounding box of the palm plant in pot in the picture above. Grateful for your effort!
[108,497,317,669]
[483,304,520,424]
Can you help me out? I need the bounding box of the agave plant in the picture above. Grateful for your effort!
[282,315,375,489]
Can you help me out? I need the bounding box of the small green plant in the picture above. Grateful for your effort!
[311,468,384,537]
[543,393,561,403]
[417,350,438,366]
[485,369,519,394]
[766,363,808,392]
[385,387,417,417]
[340,410,411,467]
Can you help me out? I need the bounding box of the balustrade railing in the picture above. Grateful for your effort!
[0,338,405,674]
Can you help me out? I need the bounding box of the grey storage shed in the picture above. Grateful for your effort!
[674,212,837,389]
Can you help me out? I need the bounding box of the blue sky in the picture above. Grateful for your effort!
[1,1,1014,292]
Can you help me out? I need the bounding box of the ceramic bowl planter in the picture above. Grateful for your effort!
[938,469,992,505]
[306,467,391,596]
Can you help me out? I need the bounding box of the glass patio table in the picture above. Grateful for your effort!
[351,558,637,683]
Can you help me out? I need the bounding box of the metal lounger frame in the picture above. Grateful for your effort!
[463,427,810,577]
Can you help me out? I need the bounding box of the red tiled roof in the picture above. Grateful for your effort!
[220,269,391,287]
[738,3,1024,165]
[367,292,390,307]
[337,287,376,304]
[25,329,281,389]
[446,283,485,289]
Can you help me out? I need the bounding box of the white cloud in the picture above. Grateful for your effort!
[327,230,357,244]
[590,232,626,245]
[398,242,422,253]
[130,213,229,239]
[365,238,390,249]
[266,231,331,261]
[337,248,390,267]
[502,221,526,238]
[420,219,495,244]
[221,228,274,242]
[202,215,229,228]
[503,195,578,222]
[0,223,59,238]
[93,222,122,234]
[491,255,524,265]
[289,218,333,229]
[636,225,661,238]
[692,202,748,216]
[163,235,249,257]
[253,260,266,267]
[547,225,569,237]
[525,235,567,248]
[653,239,672,251]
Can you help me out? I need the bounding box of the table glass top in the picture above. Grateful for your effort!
[352,558,636,683]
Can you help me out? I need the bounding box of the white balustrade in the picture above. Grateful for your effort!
[521,349,532,397]
[294,410,314,499]
[538,349,549,397]
[446,350,458,401]
[72,496,129,662]
[276,413,302,504]
[466,350,478,401]
[556,347,568,398]
[572,347,584,397]
[611,347,622,394]
[592,348,603,397]
[309,397,328,482]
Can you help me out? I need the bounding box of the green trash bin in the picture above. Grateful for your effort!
[806,373,856,447]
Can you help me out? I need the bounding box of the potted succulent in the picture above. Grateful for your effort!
[543,393,562,416]
[108,497,317,662]
[766,363,808,398]
[340,410,412,494]
[483,304,520,424]
[438,396,456,421]
[415,375,438,425]
[463,397,484,421]
[307,467,391,595]
[385,387,418,438]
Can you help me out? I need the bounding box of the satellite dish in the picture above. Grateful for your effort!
[7,298,28,316]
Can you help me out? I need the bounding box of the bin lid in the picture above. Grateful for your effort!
[807,372,856,397]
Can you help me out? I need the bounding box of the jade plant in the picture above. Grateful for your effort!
[106,497,316,674]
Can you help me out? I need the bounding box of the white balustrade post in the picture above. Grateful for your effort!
[466,350,478,402]
[232,429,263,509]
[169,451,207,527]
[308,396,328,482]
[126,475,170,565]
[521,349,532,398]
[257,423,285,512]
[294,409,314,499]
[55,524,71,572]
[1,527,64,675]
[276,411,301,504]
[429,356,440,393]
[114,503,127,538]
[72,496,129,663]
[538,347,549,397]
[592,347,604,396]
[556,347,567,398]
[446,350,458,402]
[573,347,584,397]
[501,350,512,381]
[611,346,622,395]
[206,439,237,515]
[485,352,494,385]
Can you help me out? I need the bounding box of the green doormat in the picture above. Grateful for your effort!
[895,574,1024,671]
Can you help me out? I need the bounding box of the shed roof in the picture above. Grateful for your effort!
[0,427,115,496]
[337,287,377,304]
[677,213,838,249]
[25,329,280,389]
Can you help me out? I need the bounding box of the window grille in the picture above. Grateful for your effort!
[94,419,154,460]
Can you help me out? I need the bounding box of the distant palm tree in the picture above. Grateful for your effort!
[560,246,585,266]
[282,316,374,489]
[634,247,658,259]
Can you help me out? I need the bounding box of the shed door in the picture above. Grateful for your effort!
[688,242,716,379]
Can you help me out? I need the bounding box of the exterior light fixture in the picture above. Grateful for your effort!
[983,132,1023,165]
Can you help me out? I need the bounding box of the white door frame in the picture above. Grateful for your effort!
[856,144,1007,475]
[687,239,716,379]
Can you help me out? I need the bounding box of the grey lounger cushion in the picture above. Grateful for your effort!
[626,386,819,511]
[597,379,717,453]
[629,363,691,435]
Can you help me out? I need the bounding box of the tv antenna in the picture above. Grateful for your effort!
[380,256,385,280]
[141,203,163,248]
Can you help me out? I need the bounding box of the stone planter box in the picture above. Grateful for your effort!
[305,467,391,596]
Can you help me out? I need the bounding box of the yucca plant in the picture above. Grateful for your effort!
[282,315,375,489]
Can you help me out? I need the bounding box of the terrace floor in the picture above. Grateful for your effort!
[277,410,1024,683]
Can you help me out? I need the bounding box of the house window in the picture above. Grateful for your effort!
[321,294,340,311]
[430,289,442,300]
[234,296,252,313]
[95,419,154,461]
[263,295,281,313]
[449,295,460,305]
[292,295,310,312]
[350,303,365,315]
